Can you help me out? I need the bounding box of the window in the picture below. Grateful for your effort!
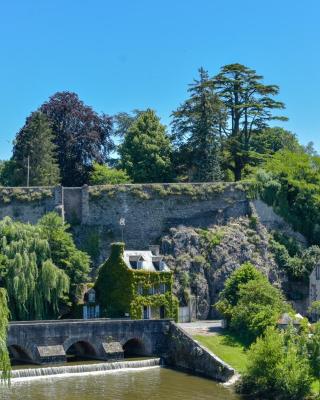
[130,261,138,269]
[143,306,150,319]
[160,284,167,294]
[148,286,154,295]
[153,261,160,271]
[88,290,96,303]
[316,266,320,280]
[137,284,143,295]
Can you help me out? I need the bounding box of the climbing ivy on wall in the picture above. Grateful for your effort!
[0,288,10,381]
[95,242,178,321]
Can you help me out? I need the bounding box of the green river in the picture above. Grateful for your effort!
[1,366,239,400]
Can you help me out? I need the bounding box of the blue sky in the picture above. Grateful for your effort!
[1,0,319,159]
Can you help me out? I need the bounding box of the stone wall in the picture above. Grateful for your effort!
[0,183,250,265]
[0,186,61,223]
[166,322,234,382]
[8,319,234,382]
[77,183,250,263]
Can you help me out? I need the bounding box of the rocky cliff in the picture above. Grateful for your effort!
[161,216,291,319]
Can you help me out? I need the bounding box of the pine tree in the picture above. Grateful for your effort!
[211,63,287,181]
[171,68,224,182]
[12,111,60,186]
[119,109,172,183]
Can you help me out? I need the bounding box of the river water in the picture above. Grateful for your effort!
[1,366,239,400]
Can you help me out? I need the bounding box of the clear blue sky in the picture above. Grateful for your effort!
[1,0,319,159]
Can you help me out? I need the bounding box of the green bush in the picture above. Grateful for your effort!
[89,162,131,185]
[239,327,312,400]
[216,262,289,342]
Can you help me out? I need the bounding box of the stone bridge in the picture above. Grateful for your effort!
[8,318,235,382]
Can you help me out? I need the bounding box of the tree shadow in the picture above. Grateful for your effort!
[220,330,250,349]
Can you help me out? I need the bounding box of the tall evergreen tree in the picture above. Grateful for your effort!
[119,109,172,182]
[12,111,60,186]
[171,68,224,182]
[211,63,287,180]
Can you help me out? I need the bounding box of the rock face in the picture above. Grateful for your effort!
[161,217,287,319]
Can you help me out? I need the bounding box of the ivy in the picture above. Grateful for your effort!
[95,242,178,321]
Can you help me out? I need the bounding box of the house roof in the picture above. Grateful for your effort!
[123,250,170,272]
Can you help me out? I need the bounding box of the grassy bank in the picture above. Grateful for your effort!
[194,332,249,373]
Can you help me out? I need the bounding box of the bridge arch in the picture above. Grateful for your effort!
[64,339,98,361]
[8,344,34,364]
[122,338,147,357]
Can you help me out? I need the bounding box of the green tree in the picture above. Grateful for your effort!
[230,278,288,342]
[0,160,16,187]
[119,109,172,182]
[38,213,90,292]
[216,262,261,312]
[172,68,224,181]
[239,327,312,400]
[89,162,131,185]
[11,111,60,186]
[216,262,289,342]
[250,127,300,156]
[212,63,287,180]
[0,289,10,381]
[254,150,320,244]
[0,217,69,320]
[308,322,320,396]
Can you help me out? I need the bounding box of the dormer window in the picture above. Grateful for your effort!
[152,256,163,271]
[129,256,145,270]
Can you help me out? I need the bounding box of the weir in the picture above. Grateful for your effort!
[8,319,235,382]
[11,358,161,379]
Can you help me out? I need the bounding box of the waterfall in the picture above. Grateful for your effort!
[11,358,161,380]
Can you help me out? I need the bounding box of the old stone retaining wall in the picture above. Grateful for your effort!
[0,183,250,265]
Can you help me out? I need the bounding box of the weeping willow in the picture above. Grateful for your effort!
[0,288,10,381]
[0,217,69,320]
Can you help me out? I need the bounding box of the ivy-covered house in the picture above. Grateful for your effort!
[95,242,178,320]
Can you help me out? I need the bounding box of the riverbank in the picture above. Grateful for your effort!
[194,332,248,373]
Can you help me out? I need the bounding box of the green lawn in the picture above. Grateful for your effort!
[194,332,249,373]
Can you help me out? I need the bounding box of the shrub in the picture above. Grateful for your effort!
[239,327,312,400]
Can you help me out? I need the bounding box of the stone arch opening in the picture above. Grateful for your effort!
[66,341,97,362]
[123,338,147,358]
[8,345,33,365]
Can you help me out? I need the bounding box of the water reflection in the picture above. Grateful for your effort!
[2,367,239,400]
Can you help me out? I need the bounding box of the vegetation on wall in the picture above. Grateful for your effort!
[95,242,178,320]
[89,181,247,202]
[253,150,320,245]
[0,188,53,204]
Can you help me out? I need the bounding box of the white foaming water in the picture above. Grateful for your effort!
[11,358,161,382]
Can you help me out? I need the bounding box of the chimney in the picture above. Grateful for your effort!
[149,245,160,256]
